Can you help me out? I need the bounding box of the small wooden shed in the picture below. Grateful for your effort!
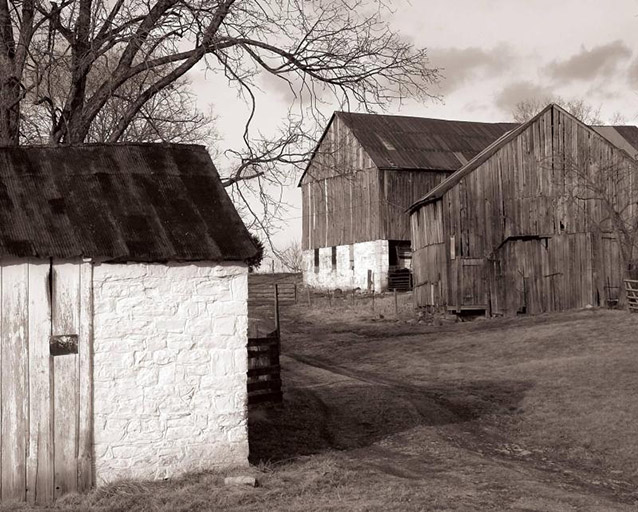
[409,104,638,315]
[0,144,257,503]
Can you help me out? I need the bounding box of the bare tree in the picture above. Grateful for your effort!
[0,0,439,247]
[21,61,218,145]
[512,97,603,125]
[0,1,439,148]
[278,239,302,272]
[554,155,638,280]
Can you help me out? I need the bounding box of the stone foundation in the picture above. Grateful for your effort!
[302,240,389,292]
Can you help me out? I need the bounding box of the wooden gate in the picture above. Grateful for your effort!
[626,280,638,312]
[0,259,92,504]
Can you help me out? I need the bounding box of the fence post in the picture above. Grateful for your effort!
[372,290,375,312]
[294,284,297,303]
[274,284,280,336]
[394,288,398,317]
[352,289,355,307]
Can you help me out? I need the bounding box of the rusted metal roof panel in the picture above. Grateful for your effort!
[0,144,257,262]
[337,112,517,171]
[594,125,638,159]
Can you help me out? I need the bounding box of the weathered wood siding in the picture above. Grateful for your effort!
[380,170,449,241]
[412,106,637,313]
[0,259,92,504]
[301,115,381,250]
[411,200,447,306]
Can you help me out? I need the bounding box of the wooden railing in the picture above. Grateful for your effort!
[247,330,283,406]
[625,279,638,312]
[388,268,413,291]
[248,282,297,308]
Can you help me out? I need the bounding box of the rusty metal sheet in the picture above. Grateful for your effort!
[337,112,517,171]
[0,144,257,262]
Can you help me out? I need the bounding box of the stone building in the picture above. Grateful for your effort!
[0,144,257,504]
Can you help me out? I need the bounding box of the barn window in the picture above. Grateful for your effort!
[331,246,337,270]
[314,248,319,272]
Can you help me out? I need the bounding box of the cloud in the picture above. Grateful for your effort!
[429,44,514,94]
[546,40,632,82]
[627,57,638,87]
[494,81,554,113]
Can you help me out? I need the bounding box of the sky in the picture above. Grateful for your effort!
[187,0,638,256]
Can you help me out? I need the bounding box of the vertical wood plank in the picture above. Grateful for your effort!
[26,261,54,504]
[77,262,93,493]
[1,263,29,502]
[51,261,81,499]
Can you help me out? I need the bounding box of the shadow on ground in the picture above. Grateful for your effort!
[248,356,532,464]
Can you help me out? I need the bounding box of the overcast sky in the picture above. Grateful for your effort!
[189,0,638,253]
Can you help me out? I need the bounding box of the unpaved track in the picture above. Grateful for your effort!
[280,353,638,511]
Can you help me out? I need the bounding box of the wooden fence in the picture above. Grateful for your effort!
[247,330,283,406]
[626,279,638,312]
[388,268,413,292]
[248,282,297,309]
[246,275,290,407]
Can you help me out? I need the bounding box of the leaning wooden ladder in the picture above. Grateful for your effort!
[625,279,638,312]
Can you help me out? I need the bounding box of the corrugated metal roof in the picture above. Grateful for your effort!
[0,144,258,262]
[408,105,638,213]
[593,126,638,158]
[337,112,518,171]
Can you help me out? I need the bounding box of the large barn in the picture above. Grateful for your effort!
[0,144,257,504]
[409,104,638,315]
[299,112,516,292]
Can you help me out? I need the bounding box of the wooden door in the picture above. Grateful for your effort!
[454,258,488,310]
[0,259,92,504]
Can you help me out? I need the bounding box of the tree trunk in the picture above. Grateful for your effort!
[626,260,638,280]
[0,75,20,146]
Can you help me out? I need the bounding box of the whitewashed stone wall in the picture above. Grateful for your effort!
[302,240,389,292]
[92,262,249,484]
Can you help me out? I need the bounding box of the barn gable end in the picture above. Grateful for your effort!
[301,112,382,250]
[410,104,638,314]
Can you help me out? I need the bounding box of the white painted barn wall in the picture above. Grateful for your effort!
[92,262,249,484]
[302,240,389,292]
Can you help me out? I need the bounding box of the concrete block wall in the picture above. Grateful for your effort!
[303,240,389,292]
[92,262,249,484]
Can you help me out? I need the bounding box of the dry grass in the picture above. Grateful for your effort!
[9,305,638,511]
[294,289,420,323]
[282,307,638,479]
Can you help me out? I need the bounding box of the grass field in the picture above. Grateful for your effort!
[8,297,638,511]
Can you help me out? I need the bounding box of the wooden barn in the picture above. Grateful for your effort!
[300,112,516,292]
[409,104,638,315]
[0,144,257,504]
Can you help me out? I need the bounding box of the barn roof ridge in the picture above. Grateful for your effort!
[335,110,511,125]
[407,104,638,213]
[0,143,258,262]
